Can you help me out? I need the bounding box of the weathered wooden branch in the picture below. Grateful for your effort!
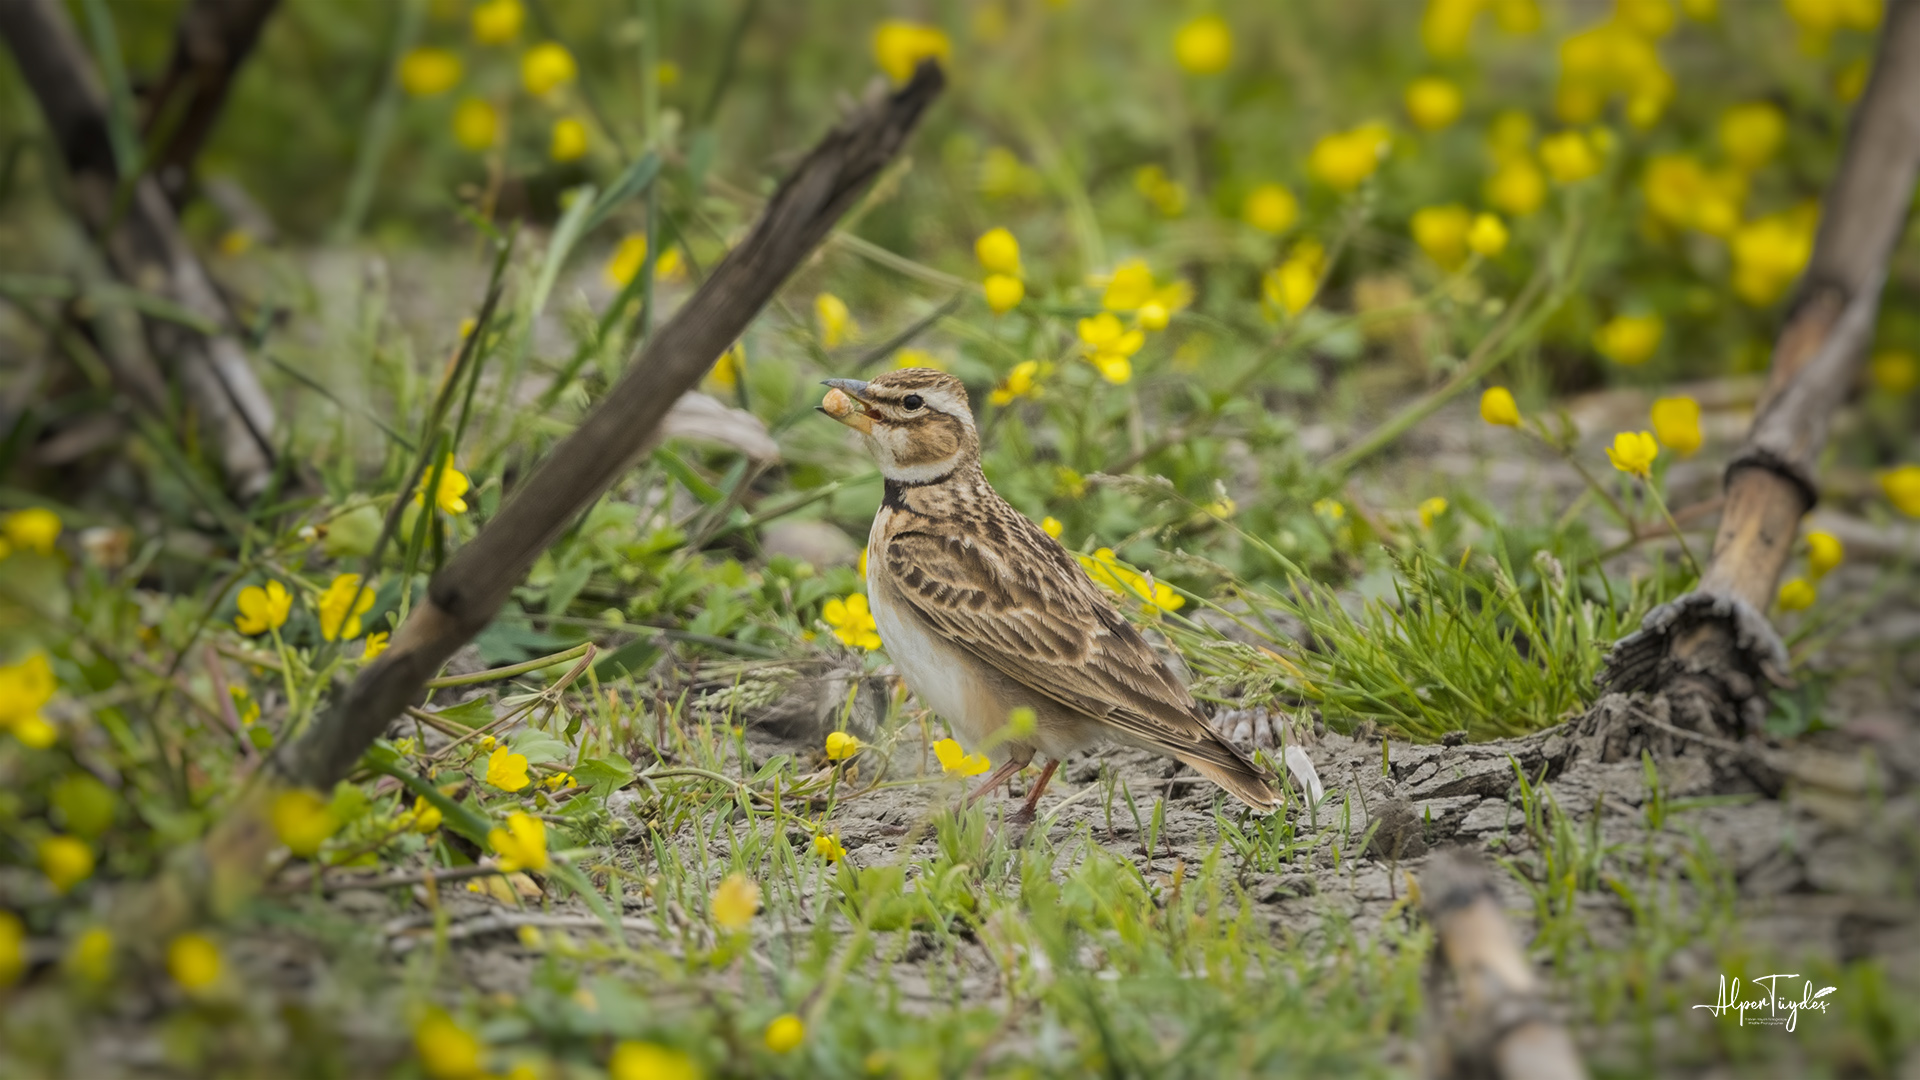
[0,0,278,496]
[1423,851,1587,1080]
[140,0,281,208]
[1599,0,1920,733]
[180,63,945,918]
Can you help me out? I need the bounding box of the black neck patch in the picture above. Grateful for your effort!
[883,473,955,508]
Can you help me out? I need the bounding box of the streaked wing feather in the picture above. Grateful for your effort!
[883,522,1253,772]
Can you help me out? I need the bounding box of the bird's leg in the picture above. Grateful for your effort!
[1007,759,1060,825]
[962,757,1028,808]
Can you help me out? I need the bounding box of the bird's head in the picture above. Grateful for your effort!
[818,367,979,482]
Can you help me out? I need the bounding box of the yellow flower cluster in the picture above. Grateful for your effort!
[1174,15,1233,75]
[872,20,950,83]
[1484,111,1547,217]
[815,293,857,348]
[490,811,549,873]
[933,736,990,776]
[271,788,339,858]
[1604,430,1660,479]
[976,227,1024,314]
[988,360,1046,406]
[1405,76,1463,132]
[1074,259,1190,384]
[1308,123,1391,191]
[1594,313,1664,366]
[487,744,532,792]
[0,651,58,748]
[1555,1,1677,127]
[824,731,861,760]
[1649,395,1702,457]
[1480,387,1521,427]
[712,873,760,931]
[1,507,61,558]
[1731,203,1819,307]
[317,573,375,641]
[1410,205,1508,270]
[1262,239,1325,317]
[823,593,882,651]
[1882,464,1920,518]
[1078,548,1183,614]
[1241,182,1299,235]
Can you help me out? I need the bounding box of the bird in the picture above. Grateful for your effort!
[817,367,1279,821]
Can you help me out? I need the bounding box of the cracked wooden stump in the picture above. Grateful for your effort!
[171,63,946,923]
[1423,850,1587,1080]
[0,0,280,496]
[1597,0,1920,736]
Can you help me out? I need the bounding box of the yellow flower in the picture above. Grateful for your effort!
[0,912,21,988]
[409,795,443,834]
[1731,205,1818,306]
[415,457,473,515]
[1174,14,1232,74]
[1309,123,1391,191]
[2,507,60,556]
[471,0,524,44]
[1719,102,1786,170]
[1881,464,1920,517]
[605,234,650,288]
[39,834,93,894]
[1480,387,1521,427]
[813,833,846,862]
[1418,497,1449,528]
[1101,260,1157,312]
[1649,396,1702,457]
[415,1011,485,1080]
[271,788,338,858]
[983,274,1024,315]
[1241,182,1299,234]
[1467,213,1508,257]
[167,933,222,995]
[235,580,292,636]
[711,874,760,931]
[989,360,1043,406]
[1422,0,1482,58]
[764,1013,806,1054]
[550,117,588,162]
[872,20,950,83]
[1642,154,1746,237]
[822,593,882,651]
[1777,576,1817,612]
[1263,246,1322,317]
[975,227,1021,275]
[317,573,376,641]
[65,927,114,984]
[364,631,390,660]
[1784,0,1881,52]
[479,735,496,751]
[933,737,991,776]
[1806,531,1844,579]
[490,811,549,873]
[1540,130,1601,183]
[1594,313,1664,366]
[1137,302,1172,331]
[486,746,531,792]
[1314,498,1347,522]
[1870,350,1918,395]
[1090,354,1132,385]
[1411,204,1473,271]
[1405,76,1463,131]
[1485,157,1546,217]
[815,293,856,348]
[610,1042,702,1080]
[452,98,499,152]
[1078,548,1183,614]
[400,47,462,97]
[521,42,577,97]
[1040,516,1064,539]
[825,731,861,760]
[1604,430,1661,479]
[0,651,57,747]
[657,60,681,87]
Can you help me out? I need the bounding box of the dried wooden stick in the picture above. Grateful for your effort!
[0,0,279,496]
[1599,0,1920,733]
[1423,851,1587,1080]
[176,63,944,920]
[140,0,282,207]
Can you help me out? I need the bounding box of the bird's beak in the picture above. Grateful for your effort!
[818,378,875,434]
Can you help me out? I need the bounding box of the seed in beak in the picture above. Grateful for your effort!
[821,387,855,419]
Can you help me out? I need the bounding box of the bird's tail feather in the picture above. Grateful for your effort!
[1179,753,1282,815]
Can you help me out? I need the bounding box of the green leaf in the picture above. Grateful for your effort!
[433,696,497,730]
[572,754,634,796]
[508,729,569,765]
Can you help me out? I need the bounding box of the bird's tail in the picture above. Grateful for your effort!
[1179,751,1282,815]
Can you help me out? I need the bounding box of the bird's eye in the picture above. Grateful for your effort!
[902,394,924,410]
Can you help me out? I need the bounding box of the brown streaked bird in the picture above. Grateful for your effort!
[818,367,1279,821]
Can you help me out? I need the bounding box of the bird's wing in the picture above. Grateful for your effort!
[881,516,1256,776]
